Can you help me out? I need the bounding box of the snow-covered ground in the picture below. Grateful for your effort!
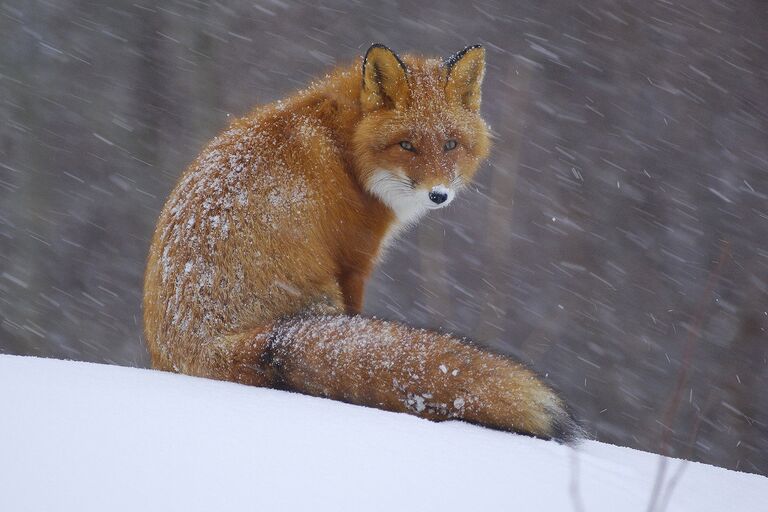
[1,355,765,511]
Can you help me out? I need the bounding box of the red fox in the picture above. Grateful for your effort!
[143,44,580,440]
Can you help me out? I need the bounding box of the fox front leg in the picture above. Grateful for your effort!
[339,269,367,315]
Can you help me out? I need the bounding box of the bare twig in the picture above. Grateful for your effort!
[645,240,731,512]
[568,447,587,512]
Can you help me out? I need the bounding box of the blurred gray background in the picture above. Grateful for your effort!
[1,0,766,475]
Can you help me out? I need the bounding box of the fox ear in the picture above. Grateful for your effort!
[444,45,485,111]
[361,44,410,111]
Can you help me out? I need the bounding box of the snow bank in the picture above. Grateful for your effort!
[1,355,765,511]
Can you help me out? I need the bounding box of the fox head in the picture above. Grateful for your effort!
[353,44,491,224]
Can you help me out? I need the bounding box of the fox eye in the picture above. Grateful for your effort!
[444,139,458,151]
[399,141,415,152]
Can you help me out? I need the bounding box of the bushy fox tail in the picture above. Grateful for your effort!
[193,314,582,443]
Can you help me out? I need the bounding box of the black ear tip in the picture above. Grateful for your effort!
[365,43,394,58]
[444,44,485,69]
[362,43,408,76]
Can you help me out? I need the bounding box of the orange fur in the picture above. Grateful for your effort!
[143,44,579,441]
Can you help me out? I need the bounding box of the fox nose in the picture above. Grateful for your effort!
[429,189,448,205]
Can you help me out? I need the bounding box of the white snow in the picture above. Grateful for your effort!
[0,354,765,512]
